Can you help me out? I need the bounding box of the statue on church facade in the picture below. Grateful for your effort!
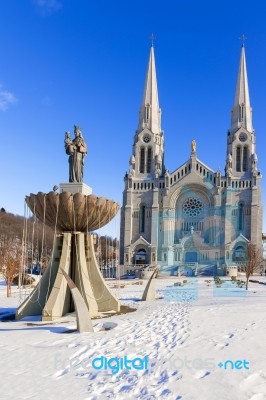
[226,153,233,177]
[65,126,87,183]
[251,153,258,175]
[154,154,162,178]
[129,154,136,177]
[191,139,196,153]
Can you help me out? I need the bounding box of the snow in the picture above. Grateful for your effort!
[1,277,266,400]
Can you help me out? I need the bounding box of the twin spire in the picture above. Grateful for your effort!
[138,45,161,134]
[138,42,253,137]
[231,44,253,133]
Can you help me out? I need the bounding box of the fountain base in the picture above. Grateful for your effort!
[16,233,120,321]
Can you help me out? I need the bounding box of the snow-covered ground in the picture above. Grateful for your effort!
[0,276,266,400]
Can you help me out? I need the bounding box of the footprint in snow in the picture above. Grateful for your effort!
[194,370,211,379]
[70,345,89,359]
[158,370,169,384]
[53,368,69,379]
[215,342,229,350]
[99,389,115,398]
[75,371,91,379]
[138,394,157,400]
[160,388,172,397]
[86,372,98,381]
[126,374,139,385]
[119,384,135,393]
[67,343,79,348]
[224,333,234,339]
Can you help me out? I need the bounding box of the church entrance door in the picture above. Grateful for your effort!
[185,251,198,262]
[135,249,147,265]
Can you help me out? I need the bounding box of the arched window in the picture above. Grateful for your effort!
[139,204,146,233]
[243,147,248,171]
[236,146,241,172]
[147,148,152,173]
[239,202,244,230]
[140,148,145,173]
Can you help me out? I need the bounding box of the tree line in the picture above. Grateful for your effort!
[0,209,54,296]
[0,209,119,297]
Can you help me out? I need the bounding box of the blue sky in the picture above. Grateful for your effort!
[1,0,266,237]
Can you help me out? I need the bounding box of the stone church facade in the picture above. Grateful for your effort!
[120,44,262,275]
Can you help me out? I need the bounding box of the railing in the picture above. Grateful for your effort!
[170,162,191,185]
[132,181,156,191]
[118,264,152,278]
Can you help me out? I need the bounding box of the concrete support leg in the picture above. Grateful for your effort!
[85,234,120,312]
[42,233,72,320]
[74,233,99,317]
[60,268,94,333]
[16,235,66,320]
[142,269,157,301]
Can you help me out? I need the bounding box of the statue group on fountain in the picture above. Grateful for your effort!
[65,125,87,183]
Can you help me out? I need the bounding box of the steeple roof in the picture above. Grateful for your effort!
[231,45,253,133]
[138,45,161,134]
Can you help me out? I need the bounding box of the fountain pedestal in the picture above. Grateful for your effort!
[59,182,92,195]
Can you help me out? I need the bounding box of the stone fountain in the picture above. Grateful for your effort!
[16,126,120,321]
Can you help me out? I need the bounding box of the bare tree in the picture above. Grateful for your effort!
[240,243,263,290]
[0,212,55,296]
[0,236,22,297]
[97,235,119,267]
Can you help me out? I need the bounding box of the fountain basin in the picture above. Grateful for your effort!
[26,191,120,232]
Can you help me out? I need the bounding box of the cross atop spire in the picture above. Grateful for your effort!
[150,33,156,47]
[240,33,247,47]
[137,45,161,134]
[231,44,253,133]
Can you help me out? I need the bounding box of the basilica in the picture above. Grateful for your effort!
[119,44,262,275]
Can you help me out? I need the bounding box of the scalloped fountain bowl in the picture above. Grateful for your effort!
[26,191,120,232]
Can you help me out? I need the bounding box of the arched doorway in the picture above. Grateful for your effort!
[185,251,198,262]
[135,248,147,265]
[233,245,246,262]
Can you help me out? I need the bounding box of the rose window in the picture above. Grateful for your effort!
[183,197,203,217]
[143,135,151,143]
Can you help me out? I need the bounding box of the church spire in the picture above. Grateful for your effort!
[138,45,161,134]
[231,44,253,133]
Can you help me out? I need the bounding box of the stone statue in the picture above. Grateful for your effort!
[164,169,170,188]
[129,154,136,178]
[226,153,232,177]
[154,168,160,178]
[65,126,87,183]
[129,154,136,168]
[128,167,135,178]
[191,139,196,153]
[252,153,258,175]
